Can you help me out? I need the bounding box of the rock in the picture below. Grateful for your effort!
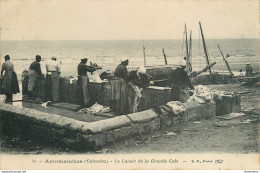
[165,132,177,136]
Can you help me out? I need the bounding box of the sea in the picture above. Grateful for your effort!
[0,39,259,78]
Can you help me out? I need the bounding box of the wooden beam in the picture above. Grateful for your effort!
[199,22,212,74]
[162,48,168,65]
[218,45,234,76]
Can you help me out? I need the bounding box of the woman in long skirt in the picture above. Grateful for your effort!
[1,55,20,102]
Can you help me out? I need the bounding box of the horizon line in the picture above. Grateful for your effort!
[1,38,259,41]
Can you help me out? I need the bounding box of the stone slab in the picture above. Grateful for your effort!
[127,109,158,123]
[0,103,90,132]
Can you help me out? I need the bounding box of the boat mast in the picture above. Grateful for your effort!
[184,23,189,61]
[143,40,146,67]
[162,48,168,65]
[218,45,234,76]
[199,21,212,74]
[188,30,192,73]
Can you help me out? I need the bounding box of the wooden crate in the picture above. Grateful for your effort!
[216,94,241,116]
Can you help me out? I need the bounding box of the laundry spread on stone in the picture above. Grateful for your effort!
[77,103,110,115]
[166,101,185,115]
[188,85,213,103]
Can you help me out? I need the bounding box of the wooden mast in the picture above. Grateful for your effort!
[199,21,212,74]
[162,48,168,65]
[188,30,192,73]
[143,40,146,67]
[218,45,234,76]
[184,23,189,61]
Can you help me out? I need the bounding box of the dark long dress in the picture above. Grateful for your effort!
[110,63,128,115]
[77,62,96,107]
[169,68,194,103]
[1,61,20,100]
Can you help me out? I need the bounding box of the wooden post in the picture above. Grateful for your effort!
[162,48,168,65]
[218,45,234,76]
[199,22,212,74]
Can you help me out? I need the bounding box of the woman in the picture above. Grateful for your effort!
[1,55,20,102]
[127,70,141,113]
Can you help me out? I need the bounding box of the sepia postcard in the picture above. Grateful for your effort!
[0,0,259,170]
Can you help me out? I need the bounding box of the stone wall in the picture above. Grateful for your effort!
[0,100,218,151]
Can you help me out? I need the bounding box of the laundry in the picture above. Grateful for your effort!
[77,102,110,114]
[41,101,53,108]
[188,85,213,103]
[88,71,102,83]
[166,101,185,115]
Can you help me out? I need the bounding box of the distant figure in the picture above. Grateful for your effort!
[239,69,244,76]
[127,70,141,113]
[45,56,61,102]
[169,61,194,103]
[0,55,20,102]
[136,66,151,111]
[245,63,253,77]
[77,58,96,107]
[110,57,129,115]
[28,55,44,99]
[114,57,129,80]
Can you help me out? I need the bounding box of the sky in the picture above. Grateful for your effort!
[0,0,259,40]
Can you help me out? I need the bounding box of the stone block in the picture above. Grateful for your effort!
[113,125,139,141]
[182,101,200,109]
[86,115,131,133]
[93,133,106,147]
[127,109,159,123]
[183,101,216,121]
[105,131,115,143]
[134,118,161,135]
[79,133,106,148]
